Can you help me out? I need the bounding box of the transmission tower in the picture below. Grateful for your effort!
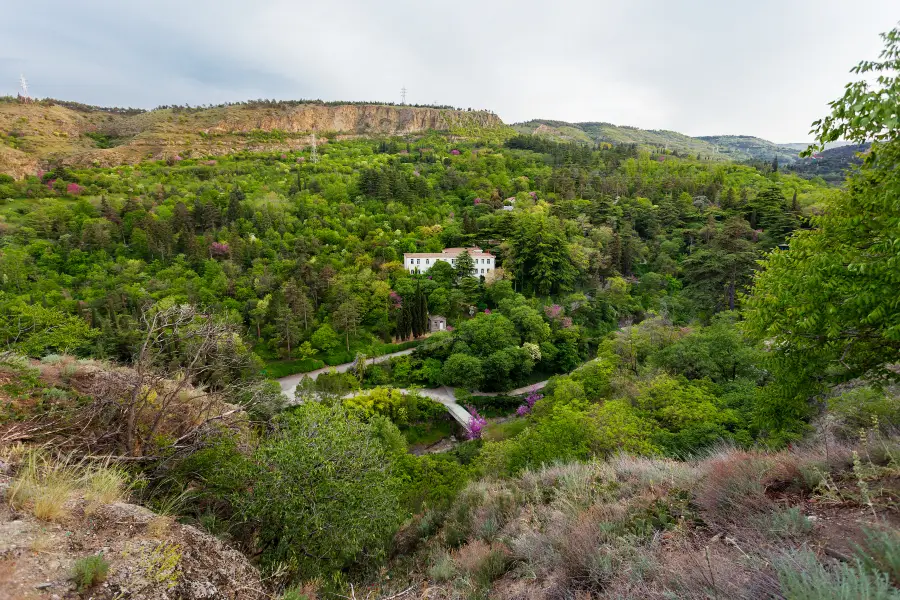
[309,131,319,164]
[401,85,407,105]
[19,74,31,102]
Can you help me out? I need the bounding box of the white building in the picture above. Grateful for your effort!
[403,247,496,276]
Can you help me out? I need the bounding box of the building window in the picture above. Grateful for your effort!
[426,259,430,265]
[416,259,420,265]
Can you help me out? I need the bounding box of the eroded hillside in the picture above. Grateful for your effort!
[0,99,504,178]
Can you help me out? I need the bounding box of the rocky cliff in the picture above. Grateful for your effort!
[0,99,506,177]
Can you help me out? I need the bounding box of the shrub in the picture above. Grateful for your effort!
[238,403,403,580]
[767,507,813,538]
[855,526,900,587]
[71,553,110,592]
[777,550,899,600]
[429,551,456,582]
[695,451,775,528]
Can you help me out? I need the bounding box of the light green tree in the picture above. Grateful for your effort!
[239,402,402,581]
[745,24,900,439]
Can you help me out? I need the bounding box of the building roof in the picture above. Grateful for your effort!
[404,247,494,259]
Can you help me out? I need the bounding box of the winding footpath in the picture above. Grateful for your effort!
[276,349,559,432]
[277,349,414,395]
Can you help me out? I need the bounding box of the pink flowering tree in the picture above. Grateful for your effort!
[465,406,487,439]
[389,291,403,309]
[66,183,83,195]
[210,241,230,257]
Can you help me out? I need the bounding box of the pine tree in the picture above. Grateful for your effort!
[454,250,475,281]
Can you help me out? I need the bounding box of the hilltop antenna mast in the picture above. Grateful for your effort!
[309,131,319,164]
[19,74,31,102]
[401,85,407,105]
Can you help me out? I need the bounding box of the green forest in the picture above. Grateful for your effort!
[1,24,898,600]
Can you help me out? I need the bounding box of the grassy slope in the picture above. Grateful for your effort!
[383,437,900,599]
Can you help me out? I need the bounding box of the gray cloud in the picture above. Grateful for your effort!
[1,0,896,141]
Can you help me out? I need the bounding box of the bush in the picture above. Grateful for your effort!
[777,550,899,600]
[855,527,900,587]
[829,387,899,438]
[237,403,403,581]
[71,553,110,592]
[768,506,813,538]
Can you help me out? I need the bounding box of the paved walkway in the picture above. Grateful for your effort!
[277,349,414,395]
[277,348,597,432]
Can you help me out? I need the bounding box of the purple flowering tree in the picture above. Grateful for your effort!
[515,391,543,417]
[66,183,82,195]
[465,406,487,439]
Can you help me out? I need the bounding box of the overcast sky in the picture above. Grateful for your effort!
[1,1,896,142]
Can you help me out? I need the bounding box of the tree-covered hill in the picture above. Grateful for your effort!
[513,119,722,158]
[786,142,870,183]
[695,134,802,164]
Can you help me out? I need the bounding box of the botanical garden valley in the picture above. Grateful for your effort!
[0,22,899,600]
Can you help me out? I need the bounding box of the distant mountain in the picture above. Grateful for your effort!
[513,120,809,163]
[695,135,801,164]
[786,143,870,183]
[513,119,722,158]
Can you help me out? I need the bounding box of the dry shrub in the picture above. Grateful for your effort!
[553,503,635,593]
[452,540,510,589]
[656,538,779,600]
[453,540,492,575]
[695,451,776,528]
[444,480,518,547]
[612,454,698,491]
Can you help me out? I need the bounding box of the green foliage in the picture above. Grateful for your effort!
[442,353,484,389]
[238,403,403,581]
[0,302,98,357]
[855,527,900,587]
[71,553,110,592]
[746,25,900,439]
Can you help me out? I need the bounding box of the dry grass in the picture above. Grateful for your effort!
[28,532,55,554]
[7,450,81,521]
[5,448,129,522]
[83,463,128,514]
[146,515,175,539]
[415,435,900,600]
